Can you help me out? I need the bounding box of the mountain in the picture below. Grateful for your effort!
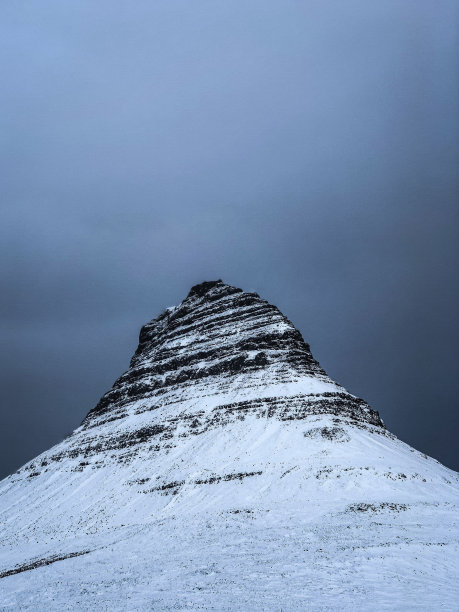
[1,280,458,610]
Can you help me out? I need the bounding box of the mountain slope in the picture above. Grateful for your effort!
[1,281,458,610]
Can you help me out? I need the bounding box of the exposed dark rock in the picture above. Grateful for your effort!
[0,551,91,580]
[194,471,263,485]
[304,426,351,442]
[347,502,408,513]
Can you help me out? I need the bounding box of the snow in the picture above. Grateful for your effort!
[1,413,458,610]
[1,281,458,610]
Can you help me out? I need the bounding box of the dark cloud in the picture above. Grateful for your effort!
[1,1,458,478]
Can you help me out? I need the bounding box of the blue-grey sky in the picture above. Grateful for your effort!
[1,1,458,478]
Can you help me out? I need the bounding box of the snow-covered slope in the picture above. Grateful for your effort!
[1,281,458,610]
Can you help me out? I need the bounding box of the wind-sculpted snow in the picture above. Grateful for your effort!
[0,281,458,610]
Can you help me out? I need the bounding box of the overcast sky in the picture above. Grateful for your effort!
[1,1,458,478]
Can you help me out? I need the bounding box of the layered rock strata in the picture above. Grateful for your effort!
[26,280,383,471]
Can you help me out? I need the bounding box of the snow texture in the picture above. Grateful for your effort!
[0,280,458,610]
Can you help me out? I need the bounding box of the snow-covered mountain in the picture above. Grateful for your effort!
[1,280,458,610]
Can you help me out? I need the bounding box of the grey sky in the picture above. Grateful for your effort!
[1,1,458,478]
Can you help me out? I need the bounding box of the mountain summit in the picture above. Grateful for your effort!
[79,278,382,459]
[1,281,458,610]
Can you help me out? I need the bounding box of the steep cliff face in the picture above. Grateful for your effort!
[0,281,458,610]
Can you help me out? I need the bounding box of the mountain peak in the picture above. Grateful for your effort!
[187,279,225,298]
[80,280,383,436]
[184,278,244,302]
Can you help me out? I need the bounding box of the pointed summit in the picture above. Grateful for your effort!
[186,279,226,298]
[80,279,382,454]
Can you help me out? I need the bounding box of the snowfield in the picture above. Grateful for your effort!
[1,281,458,610]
